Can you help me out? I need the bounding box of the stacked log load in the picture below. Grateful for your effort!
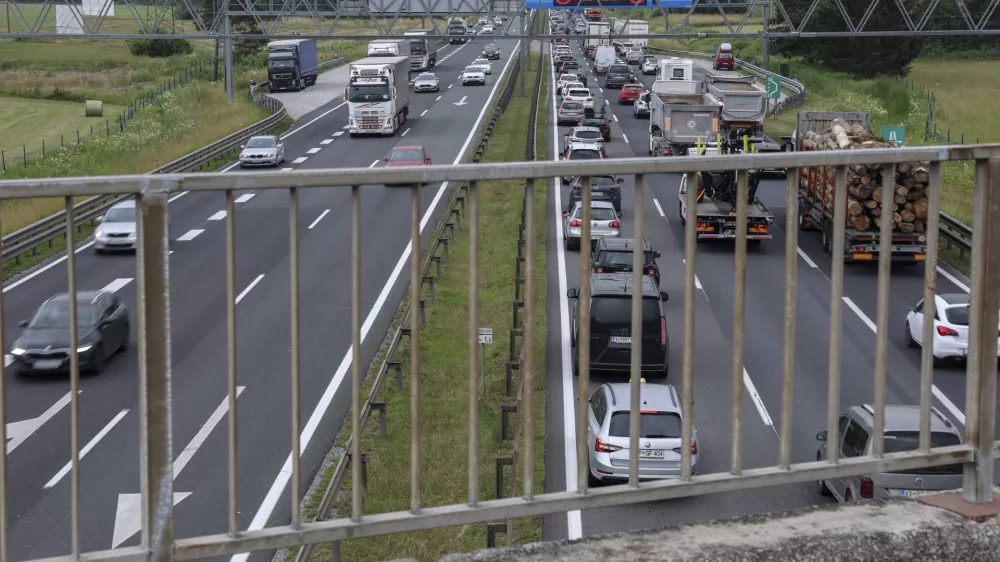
[800,118,930,234]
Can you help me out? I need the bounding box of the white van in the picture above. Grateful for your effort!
[594,45,615,74]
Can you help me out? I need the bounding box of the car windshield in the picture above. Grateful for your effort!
[473,59,488,65]
[485,43,498,50]
[624,85,642,91]
[103,207,134,223]
[268,58,294,69]
[944,305,969,326]
[590,296,661,331]
[573,206,615,220]
[29,302,96,329]
[609,412,681,439]
[569,149,600,160]
[571,130,602,140]
[885,431,963,475]
[464,66,480,73]
[390,149,423,162]
[598,250,655,267]
[409,40,427,54]
[416,73,436,81]
[610,65,629,74]
[719,53,733,59]
[560,74,577,81]
[568,89,590,97]
[246,137,276,148]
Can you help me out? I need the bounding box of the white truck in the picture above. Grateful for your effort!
[647,58,723,156]
[345,56,411,137]
[403,30,438,71]
[610,18,648,46]
[367,39,408,57]
[586,21,611,47]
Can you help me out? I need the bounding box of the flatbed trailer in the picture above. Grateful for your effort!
[677,172,774,242]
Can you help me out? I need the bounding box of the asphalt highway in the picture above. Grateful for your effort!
[1,20,526,560]
[542,39,997,542]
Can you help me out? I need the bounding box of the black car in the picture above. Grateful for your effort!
[482,42,502,60]
[581,112,612,141]
[567,175,623,215]
[10,291,130,375]
[605,63,634,89]
[592,237,662,287]
[567,273,669,377]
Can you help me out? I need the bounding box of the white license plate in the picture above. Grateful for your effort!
[610,336,631,344]
[723,229,735,237]
[900,489,937,498]
[33,360,62,369]
[638,449,665,459]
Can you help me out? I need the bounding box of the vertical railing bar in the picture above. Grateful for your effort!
[0,206,7,562]
[778,168,799,468]
[825,166,848,462]
[289,187,302,529]
[410,182,422,514]
[522,178,536,501]
[681,172,696,480]
[729,171,748,476]
[918,162,943,452]
[135,188,149,548]
[66,196,82,557]
[576,178,592,494]
[628,175,645,487]
[225,190,239,537]
[468,180,481,507]
[351,184,364,521]
[872,164,895,459]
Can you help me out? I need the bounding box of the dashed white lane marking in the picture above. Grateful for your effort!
[797,247,818,268]
[937,266,970,293]
[680,258,709,301]
[843,297,878,333]
[292,157,309,164]
[342,125,350,130]
[307,148,321,154]
[320,139,334,145]
[308,209,330,229]
[208,211,227,221]
[101,278,133,293]
[333,131,345,137]
[236,274,265,304]
[744,368,776,432]
[448,84,454,89]
[613,114,618,122]
[176,229,204,242]
[370,160,379,168]
[235,194,255,203]
[653,198,665,217]
[168,192,187,203]
[43,409,130,489]
[436,95,442,101]
[421,109,428,117]
[622,133,629,143]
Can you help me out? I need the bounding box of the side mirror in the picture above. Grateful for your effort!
[240,144,245,149]
[660,291,669,302]
[617,177,624,183]
[18,319,28,327]
[654,251,661,258]
[95,215,104,223]
[567,288,578,299]
[383,157,389,162]
[425,157,432,164]
[816,431,828,441]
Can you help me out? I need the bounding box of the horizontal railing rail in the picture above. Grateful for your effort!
[0,142,998,562]
[644,46,806,117]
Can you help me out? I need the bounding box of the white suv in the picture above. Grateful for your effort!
[563,87,595,111]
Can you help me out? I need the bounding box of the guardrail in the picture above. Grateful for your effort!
[644,46,806,117]
[0,59,357,270]
[293,20,534,562]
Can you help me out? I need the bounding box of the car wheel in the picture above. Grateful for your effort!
[120,324,130,353]
[88,344,105,375]
[904,321,918,348]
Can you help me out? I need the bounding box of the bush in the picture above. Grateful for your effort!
[127,37,194,58]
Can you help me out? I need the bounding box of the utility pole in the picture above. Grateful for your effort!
[761,0,770,72]
[520,10,527,98]
[224,11,234,101]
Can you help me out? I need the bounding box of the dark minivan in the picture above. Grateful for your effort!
[605,64,634,89]
[567,273,669,377]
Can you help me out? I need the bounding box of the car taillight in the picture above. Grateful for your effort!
[571,138,579,142]
[559,109,564,114]
[586,98,593,102]
[595,438,622,453]
[937,325,959,337]
[609,220,620,228]
[565,96,572,100]
[660,317,666,351]
[572,184,581,190]
[569,219,581,227]
[860,476,874,499]
[595,267,605,273]
[673,442,697,455]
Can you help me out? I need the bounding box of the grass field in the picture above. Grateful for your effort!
[303,61,548,562]
[0,95,125,166]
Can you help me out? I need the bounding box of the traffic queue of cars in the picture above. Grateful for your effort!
[549,15,978,491]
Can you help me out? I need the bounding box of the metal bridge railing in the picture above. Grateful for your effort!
[0,145,999,562]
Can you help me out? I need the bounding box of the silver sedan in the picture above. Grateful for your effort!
[238,135,285,167]
[413,72,440,92]
[563,201,620,251]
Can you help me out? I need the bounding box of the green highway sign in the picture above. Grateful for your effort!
[882,126,905,147]
[765,76,781,100]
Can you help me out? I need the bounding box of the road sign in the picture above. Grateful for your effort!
[765,76,781,100]
[526,0,691,8]
[478,328,493,344]
[881,126,905,147]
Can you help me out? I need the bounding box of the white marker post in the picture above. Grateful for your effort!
[478,328,493,395]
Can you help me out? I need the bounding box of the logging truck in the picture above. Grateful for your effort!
[795,111,928,262]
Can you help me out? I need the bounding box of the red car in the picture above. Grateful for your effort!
[384,145,432,186]
[618,83,643,105]
[585,45,597,59]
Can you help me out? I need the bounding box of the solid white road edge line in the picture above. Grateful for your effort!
[235,274,265,304]
[230,36,526,560]
[308,209,330,229]
[43,409,129,489]
[220,162,241,173]
[281,101,348,140]
[842,295,967,425]
[937,266,970,293]
[550,51,585,542]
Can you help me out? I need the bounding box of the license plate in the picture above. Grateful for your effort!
[723,229,735,237]
[638,449,664,459]
[900,489,937,498]
[33,360,62,369]
[610,336,631,344]
[591,191,604,196]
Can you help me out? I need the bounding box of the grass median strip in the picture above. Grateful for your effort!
[309,63,547,562]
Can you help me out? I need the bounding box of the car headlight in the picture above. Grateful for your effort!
[77,345,92,353]
[11,347,26,355]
